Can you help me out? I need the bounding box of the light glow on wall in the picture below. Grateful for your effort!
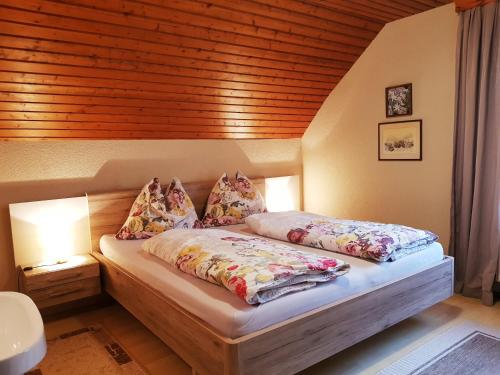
[265,175,301,212]
[9,196,91,266]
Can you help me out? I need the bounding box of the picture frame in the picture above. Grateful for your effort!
[378,120,422,161]
[385,83,412,117]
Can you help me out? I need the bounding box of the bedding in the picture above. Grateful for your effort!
[246,211,438,262]
[100,224,445,338]
[141,228,350,304]
[116,177,200,240]
[202,172,266,227]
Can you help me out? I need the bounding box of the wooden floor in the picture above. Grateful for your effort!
[43,295,500,375]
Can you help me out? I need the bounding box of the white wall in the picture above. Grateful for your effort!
[0,139,301,290]
[302,5,458,251]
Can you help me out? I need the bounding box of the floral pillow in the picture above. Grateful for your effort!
[116,177,200,240]
[202,171,266,227]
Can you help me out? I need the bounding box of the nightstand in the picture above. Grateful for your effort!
[21,254,101,311]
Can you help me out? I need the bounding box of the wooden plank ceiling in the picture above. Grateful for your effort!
[0,0,451,140]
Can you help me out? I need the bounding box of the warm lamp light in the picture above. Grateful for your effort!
[9,196,91,266]
[265,175,301,212]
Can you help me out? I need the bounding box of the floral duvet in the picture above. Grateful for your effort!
[142,228,350,304]
[246,211,438,262]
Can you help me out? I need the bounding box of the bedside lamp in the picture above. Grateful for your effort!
[265,175,301,212]
[9,196,91,268]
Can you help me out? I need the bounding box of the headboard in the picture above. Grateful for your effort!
[87,177,265,253]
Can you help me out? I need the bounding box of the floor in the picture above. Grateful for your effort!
[43,295,500,375]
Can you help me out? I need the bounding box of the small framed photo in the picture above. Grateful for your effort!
[386,83,412,117]
[378,120,422,161]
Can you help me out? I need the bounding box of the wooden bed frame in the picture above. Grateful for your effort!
[87,177,454,375]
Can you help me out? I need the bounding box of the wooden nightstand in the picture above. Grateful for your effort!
[21,254,101,311]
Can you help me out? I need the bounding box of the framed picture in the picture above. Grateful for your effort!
[378,120,422,161]
[386,83,412,117]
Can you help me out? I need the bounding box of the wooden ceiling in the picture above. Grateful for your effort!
[0,0,451,140]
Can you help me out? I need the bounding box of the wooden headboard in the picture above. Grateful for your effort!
[87,177,265,253]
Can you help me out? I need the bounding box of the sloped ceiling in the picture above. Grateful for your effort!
[0,0,451,140]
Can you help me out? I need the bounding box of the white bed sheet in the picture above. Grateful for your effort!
[100,224,444,338]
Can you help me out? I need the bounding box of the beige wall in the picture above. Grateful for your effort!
[302,5,458,252]
[0,139,301,291]
[0,5,459,290]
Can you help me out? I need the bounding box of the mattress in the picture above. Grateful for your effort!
[100,224,444,338]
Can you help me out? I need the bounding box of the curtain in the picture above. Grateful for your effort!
[450,1,500,305]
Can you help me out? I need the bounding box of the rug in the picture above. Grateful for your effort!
[27,325,147,375]
[378,322,500,375]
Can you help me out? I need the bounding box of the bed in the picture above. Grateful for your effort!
[87,177,454,375]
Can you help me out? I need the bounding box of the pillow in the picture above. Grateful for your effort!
[202,171,266,227]
[116,177,199,240]
[163,177,200,229]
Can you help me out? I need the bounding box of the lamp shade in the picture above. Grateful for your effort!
[265,175,301,212]
[9,196,91,266]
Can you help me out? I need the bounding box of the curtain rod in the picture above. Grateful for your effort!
[454,0,497,12]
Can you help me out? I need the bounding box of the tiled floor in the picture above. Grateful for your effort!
[44,304,191,375]
[43,295,500,374]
